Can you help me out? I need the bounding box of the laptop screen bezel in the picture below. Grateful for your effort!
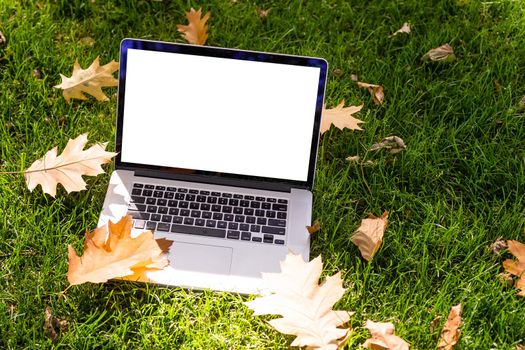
[115,38,328,192]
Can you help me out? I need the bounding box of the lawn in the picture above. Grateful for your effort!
[1,0,525,348]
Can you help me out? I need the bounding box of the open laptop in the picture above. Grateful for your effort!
[98,38,328,294]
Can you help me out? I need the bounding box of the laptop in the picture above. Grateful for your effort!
[98,38,328,294]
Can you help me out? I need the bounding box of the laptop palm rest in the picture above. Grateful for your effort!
[169,242,233,275]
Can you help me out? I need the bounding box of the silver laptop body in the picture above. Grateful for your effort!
[98,39,328,294]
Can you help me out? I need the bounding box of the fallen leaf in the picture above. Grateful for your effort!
[0,31,6,47]
[516,345,525,350]
[503,239,525,296]
[390,22,411,37]
[332,68,344,77]
[351,211,388,261]
[363,320,409,350]
[370,136,406,154]
[43,306,68,342]
[257,7,271,19]
[177,8,210,45]
[487,237,507,254]
[321,100,364,134]
[306,220,321,235]
[245,252,353,350]
[346,155,360,163]
[351,74,359,81]
[67,215,170,285]
[79,36,95,46]
[437,304,462,350]
[357,82,385,105]
[429,315,443,333]
[54,56,118,102]
[422,44,456,62]
[24,134,116,197]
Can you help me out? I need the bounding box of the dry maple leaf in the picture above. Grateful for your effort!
[363,320,409,350]
[245,253,353,350]
[321,100,364,134]
[357,82,385,106]
[67,215,170,286]
[422,44,456,62]
[437,304,462,350]
[370,136,406,154]
[503,239,525,296]
[54,56,118,102]
[351,211,388,261]
[177,7,210,45]
[24,134,116,197]
[390,22,411,37]
[43,306,68,343]
[306,220,321,235]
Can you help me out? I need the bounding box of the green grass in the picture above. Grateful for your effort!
[1,0,525,348]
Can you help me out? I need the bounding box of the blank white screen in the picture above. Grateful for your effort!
[121,49,320,181]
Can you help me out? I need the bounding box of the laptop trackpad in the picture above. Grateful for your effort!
[170,242,233,275]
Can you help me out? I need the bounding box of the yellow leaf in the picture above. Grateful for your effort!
[437,304,462,350]
[67,216,170,286]
[363,320,410,350]
[351,211,388,261]
[177,8,210,45]
[503,239,525,296]
[357,82,385,106]
[54,56,118,102]
[245,252,353,350]
[24,134,116,197]
[321,100,364,134]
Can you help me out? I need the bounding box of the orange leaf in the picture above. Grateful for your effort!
[177,8,210,45]
[321,100,364,134]
[245,253,353,349]
[24,134,117,197]
[54,56,118,102]
[503,239,525,296]
[437,304,462,350]
[306,220,321,234]
[351,211,388,261]
[363,320,409,350]
[357,82,385,106]
[67,216,170,286]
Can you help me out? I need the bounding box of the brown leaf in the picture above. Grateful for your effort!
[177,8,210,45]
[54,57,118,102]
[257,7,271,19]
[245,253,353,349]
[67,215,170,285]
[357,82,384,106]
[321,100,364,134]
[43,306,68,342]
[346,155,360,163]
[429,315,443,333]
[306,220,321,235]
[370,136,406,154]
[422,44,456,62]
[437,304,462,350]
[0,30,6,48]
[351,211,388,261]
[79,36,95,46]
[487,237,507,254]
[503,239,525,296]
[363,320,410,350]
[24,134,116,197]
[390,22,411,37]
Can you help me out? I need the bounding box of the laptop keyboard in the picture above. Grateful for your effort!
[127,183,288,245]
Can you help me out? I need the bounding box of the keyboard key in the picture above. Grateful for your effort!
[172,216,183,224]
[250,225,260,233]
[266,211,276,218]
[154,191,164,198]
[246,216,256,224]
[133,183,144,188]
[256,196,265,201]
[146,198,156,205]
[157,223,170,231]
[211,192,221,196]
[211,205,221,212]
[228,222,238,230]
[233,194,243,199]
[262,226,285,235]
[224,214,234,221]
[179,201,189,208]
[186,194,196,201]
[257,217,267,225]
[217,221,227,229]
[170,224,226,238]
[195,219,205,226]
[189,189,199,194]
[169,208,179,215]
[262,202,271,210]
[145,184,155,189]
[263,234,274,243]
[234,215,245,223]
[190,202,200,209]
[240,223,249,231]
[167,187,177,192]
[267,197,276,203]
[227,230,240,239]
[252,236,262,242]
[132,188,142,196]
[278,199,288,204]
[168,200,178,207]
[197,195,206,202]
[146,221,156,230]
[275,239,285,245]
[155,185,166,190]
[244,195,254,200]
[229,199,239,206]
[218,198,228,205]
[162,215,172,223]
[128,203,146,212]
[134,219,145,229]
[180,209,190,216]
[147,206,157,213]
[202,212,212,219]
[131,195,146,204]
[164,192,174,199]
[157,199,167,206]
[191,210,201,218]
[143,189,153,196]
[184,218,194,225]
[200,190,210,195]
[277,212,287,219]
[222,206,232,213]
[268,219,286,227]
[241,232,251,241]
[151,214,161,221]
[250,201,260,209]
[212,212,223,220]
[222,193,232,198]
[255,210,265,217]
[206,220,216,228]
[200,204,211,211]
[129,211,150,220]
[272,204,287,211]
[177,188,188,193]
[207,196,217,204]
[175,193,185,200]
[158,207,168,214]
[233,207,243,214]
[240,200,250,207]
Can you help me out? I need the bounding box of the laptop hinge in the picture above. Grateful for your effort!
[133,169,295,193]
